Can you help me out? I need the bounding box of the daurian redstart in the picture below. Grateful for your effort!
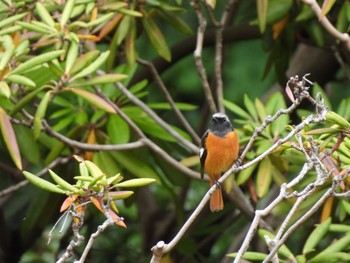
[200,113,239,212]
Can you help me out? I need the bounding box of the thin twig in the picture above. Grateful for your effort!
[191,0,217,114]
[114,82,199,154]
[0,156,70,198]
[136,58,201,144]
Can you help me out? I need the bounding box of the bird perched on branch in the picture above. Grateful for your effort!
[200,113,239,212]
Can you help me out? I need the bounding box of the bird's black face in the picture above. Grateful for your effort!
[209,113,233,137]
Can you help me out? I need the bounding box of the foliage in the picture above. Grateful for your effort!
[0,0,349,263]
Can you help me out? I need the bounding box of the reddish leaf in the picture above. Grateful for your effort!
[0,107,22,169]
[60,195,78,212]
[108,209,127,228]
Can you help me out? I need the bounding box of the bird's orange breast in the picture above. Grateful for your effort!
[204,131,239,176]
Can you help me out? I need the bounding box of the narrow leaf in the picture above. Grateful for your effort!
[0,107,22,169]
[0,81,11,98]
[257,0,268,33]
[303,218,332,254]
[49,169,79,193]
[71,74,128,87]
[10,50,65,75]
[320,0,336,19]
[256,157,272,197]
[36,2,55,27]
[33,91,52,139]
[142,16,171,61]
[0,13,27,28]
[115,178,156,188]
[66,87,116,113]
[23,171,65,194]
[60,0,75,28]
[70,50,110,81]
[4,74,36,87]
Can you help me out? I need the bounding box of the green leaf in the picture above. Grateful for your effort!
[256,157,272,197]
[0,12,26,28]
[255,98,267,123]
[147,102,197,111]
[93,151,121,178]
[70,50,100,75]
[156,9,192,35]
[71,74,128,87]
[49,169,79,193]
[223,99,251,120]
[227,251,267,261]
[65,36,79,74]
[10,87,45,116]
[4,74,36,87]
[257,0,268,33]
[244,94,258,121]
[310,252,350,263]
[0,81,11,98]
[115,178,156,188]
[310,233,350,261]
[35,2,55,27]
[303,218,332,254]
[14,125,40,165]
[0,35,15,71]
[33,91,52,139]
[107,114,130,144]
[66,87,116,113]
[142,15,171,61]
[118,8,143,17]
[0,25,22,36]
[320,0,336,18]
[86,13,114,27]
[0,107,22,169]
[236,162,258,185]
[60,0,75,28]
[70,50,110,81]
[258,229,295,260]
[108,191,134,200]
[23,171,65,194]
[116,15,131,45]
[110,150,160,181]
[84,160,105,178]
[10,50,65,75]
[16,21,51,34]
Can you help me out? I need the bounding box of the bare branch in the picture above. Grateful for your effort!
[137,58,201,145]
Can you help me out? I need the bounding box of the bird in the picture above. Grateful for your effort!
[200,112,239,212]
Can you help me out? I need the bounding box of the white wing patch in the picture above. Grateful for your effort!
[199,148,205,158]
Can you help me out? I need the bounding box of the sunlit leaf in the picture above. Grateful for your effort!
[23,171,65,194]
[115,178,156,188]
[66,87,116,113]
[10,50,65,75]
[320,0,336,19]
[257,0,268,33]
[36,2,56,27]
[70,74,128,87]
[70,50,110,81]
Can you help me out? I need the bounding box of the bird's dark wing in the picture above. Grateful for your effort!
[199,130,209,179]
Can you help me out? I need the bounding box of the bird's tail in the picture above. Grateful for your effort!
[210,176,224,212]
